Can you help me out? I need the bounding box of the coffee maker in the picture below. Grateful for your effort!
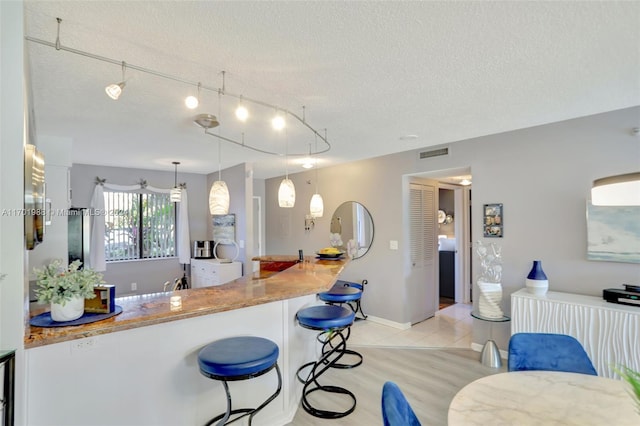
[193,240,215,258]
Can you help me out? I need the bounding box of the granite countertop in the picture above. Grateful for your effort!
[25,256,349,349]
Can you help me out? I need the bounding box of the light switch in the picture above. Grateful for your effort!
[389,240,398,250]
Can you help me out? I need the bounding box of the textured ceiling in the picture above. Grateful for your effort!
[24,1,640,178]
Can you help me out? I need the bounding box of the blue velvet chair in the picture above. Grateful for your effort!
[381,381,421,426]
[508,333,597,376]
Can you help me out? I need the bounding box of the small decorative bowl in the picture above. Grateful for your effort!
[316,251,345,259]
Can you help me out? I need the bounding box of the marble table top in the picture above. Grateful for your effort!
[448,371,638,425]
[26,256,349,348]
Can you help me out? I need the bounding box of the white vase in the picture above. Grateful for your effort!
[50,295,85,322]
[478,281,504,319]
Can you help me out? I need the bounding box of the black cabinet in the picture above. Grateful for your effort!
[439,251,455,299]
[0,350,15,426]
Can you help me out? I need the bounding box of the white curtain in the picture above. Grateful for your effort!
[89,181,191,271]
[89,184,106,271]
[177,189,190,264]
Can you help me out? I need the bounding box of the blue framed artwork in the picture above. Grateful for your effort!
[586,202,640,264]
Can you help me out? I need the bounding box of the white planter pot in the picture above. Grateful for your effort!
[478,281,504,319]
[50,295,85,322]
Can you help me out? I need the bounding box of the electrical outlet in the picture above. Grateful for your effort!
[71,337,97,353]
[131,282,137,291]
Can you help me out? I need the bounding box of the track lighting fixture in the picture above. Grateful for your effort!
[105,61,127,100]
[28,17,331,158]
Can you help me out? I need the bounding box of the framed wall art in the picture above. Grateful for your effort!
[586,202,640,264]
[212,214,235,244]
[483,203,503,238]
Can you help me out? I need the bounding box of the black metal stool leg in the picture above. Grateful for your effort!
[204,364,281,426]
[297,328,357,419]
[320,327,363,369]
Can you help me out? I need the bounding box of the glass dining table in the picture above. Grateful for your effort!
[448,370,638,425]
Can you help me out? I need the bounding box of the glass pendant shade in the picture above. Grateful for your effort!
[278,178,295,208]
[591,172,640,206]
[310,193,324,217]
[170,187,181,203]
[105,82,125,100]
[209,180,230,214]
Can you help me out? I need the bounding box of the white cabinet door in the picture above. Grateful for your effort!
[191,259,242,288]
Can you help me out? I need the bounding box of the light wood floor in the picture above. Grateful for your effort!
[287,346,506,426]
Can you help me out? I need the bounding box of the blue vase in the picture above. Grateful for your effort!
[526,260,548,295]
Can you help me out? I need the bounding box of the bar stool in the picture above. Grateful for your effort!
[317,285,364,369]
[198,336,281,426]
[296,304,357,419]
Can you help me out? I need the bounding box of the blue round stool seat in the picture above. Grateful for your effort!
[198,336,279,380]
[318,286,362,303]
[197,336,282,426]
[296,305,355,330]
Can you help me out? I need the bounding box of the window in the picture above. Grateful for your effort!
[103,191,175,261]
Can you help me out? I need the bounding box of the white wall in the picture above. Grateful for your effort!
[264,106,640,350]
[0,1,27,423]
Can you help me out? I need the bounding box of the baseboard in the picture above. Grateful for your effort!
[471,342,508,359]
[364,315,412,330]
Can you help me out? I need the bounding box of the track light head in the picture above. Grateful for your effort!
[193,113,220,129]
[105,81,125,100]
[272,114,285,131]
[185,95,199,109]
[235,105,249,122]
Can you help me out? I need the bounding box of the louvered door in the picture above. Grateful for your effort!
[408,182,438,323]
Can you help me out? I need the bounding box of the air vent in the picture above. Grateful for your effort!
[419,147,449,159]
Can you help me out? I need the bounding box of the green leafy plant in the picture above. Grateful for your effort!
[34,259,104,305]
[615,365,640,413]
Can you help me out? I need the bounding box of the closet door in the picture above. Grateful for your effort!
[408,181,438,323]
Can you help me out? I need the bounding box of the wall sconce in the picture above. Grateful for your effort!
[591,172,640,206]
[304,214,315,231]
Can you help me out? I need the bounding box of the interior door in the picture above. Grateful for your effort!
[408,180,438,324]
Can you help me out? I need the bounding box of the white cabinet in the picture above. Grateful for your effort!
[190,259,242,288]
[511,289,640,378]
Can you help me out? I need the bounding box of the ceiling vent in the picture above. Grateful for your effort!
[419,147,449,159]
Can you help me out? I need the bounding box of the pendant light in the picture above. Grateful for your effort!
[170,161,181,202]
[209,91,230,214]
[278,129,295,208]
[309,134,324,217]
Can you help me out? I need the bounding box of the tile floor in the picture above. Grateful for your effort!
[348,302,473,349]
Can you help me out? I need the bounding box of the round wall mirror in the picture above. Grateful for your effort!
[330,201,374,259]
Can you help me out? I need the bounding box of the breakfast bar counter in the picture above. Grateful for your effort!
[24,256,350,426]
[25,256,348,348]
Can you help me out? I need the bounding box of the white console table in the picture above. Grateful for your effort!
[511,289,639,378]
[190,259,242,288]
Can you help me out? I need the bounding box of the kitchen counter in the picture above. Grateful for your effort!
[25,256,348,348]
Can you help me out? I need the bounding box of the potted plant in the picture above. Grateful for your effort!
[34,259,104,322]
[616,366,640,414]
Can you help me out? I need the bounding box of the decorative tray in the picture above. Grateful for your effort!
[30,306,123,328]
